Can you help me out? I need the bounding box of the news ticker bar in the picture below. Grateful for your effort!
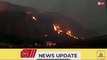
[0,49,107,60]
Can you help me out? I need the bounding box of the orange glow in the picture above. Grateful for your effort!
[66,30,73,37]
[53,24,60,31]
[53,24,57,31]
[74,36,76,39]
[53,24,63,34]
[66,30,79,39]
[32,16,37,20]
[58,30,63,34]
[53,24,79,39]
[59,30,63,32]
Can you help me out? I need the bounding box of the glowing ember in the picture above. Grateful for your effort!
[74,36,76,38]
[66,30,79,39]
[53,24,60,31]
[66,30,73,37]
[53,24,57,31]
[53,24,63,34]
[59,30,63,32]
[46,41,56,47]
[32,16,37,20]
[53,43,56,45]
[58,30,63,34]
[45,34,48,37]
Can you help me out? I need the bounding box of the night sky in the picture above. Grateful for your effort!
[1,0,107,36]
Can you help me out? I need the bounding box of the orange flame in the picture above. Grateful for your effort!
[66,30,79,39]
[53,24,63,34]
[32,16,37,20]
[53,24,79,39]
[66,30,73,37]
[53,24,57,31]
[57,30,63,34]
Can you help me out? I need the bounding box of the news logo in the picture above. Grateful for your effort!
[96,50,106,60]
[21,49,36,58]
[98,2,105,6]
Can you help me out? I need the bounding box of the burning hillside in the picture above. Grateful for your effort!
[0,1,98,48]
[53,23,79,40]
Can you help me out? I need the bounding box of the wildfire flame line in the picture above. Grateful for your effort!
[53,24,79,39]
[53,24,63,34]
[66,30,73,37]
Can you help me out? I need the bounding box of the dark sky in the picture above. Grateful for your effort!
[2,0,107,36]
